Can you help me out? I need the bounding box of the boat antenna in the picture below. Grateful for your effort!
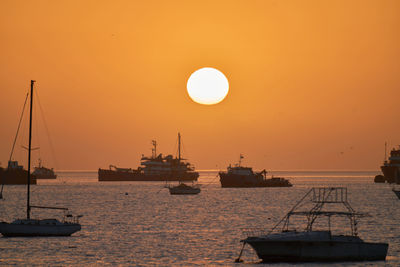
[239,154,243,167]
[151,140,157,158]
[27,80,35,220]
[178,132,181,161]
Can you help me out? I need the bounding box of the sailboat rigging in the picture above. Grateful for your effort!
[0,91,35,200]
[166,133,201,195]
[0,80,81,237]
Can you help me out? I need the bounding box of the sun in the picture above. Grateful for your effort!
[187,67,229,105]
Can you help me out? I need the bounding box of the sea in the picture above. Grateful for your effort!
[0,170,399,266]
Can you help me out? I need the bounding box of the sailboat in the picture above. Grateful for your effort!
[0,80,81,237]
[165,133,201,195]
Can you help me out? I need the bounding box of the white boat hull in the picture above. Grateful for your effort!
[245,238,388,262]
[0,219,81,237]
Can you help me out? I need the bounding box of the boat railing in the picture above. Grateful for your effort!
[311,187,348,203]
[30,205,82,224]
[64,214,83,224]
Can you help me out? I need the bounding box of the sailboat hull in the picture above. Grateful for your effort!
[0,219,81,237]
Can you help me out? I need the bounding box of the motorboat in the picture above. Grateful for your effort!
[236,187,388,262]
[166,182,201,195]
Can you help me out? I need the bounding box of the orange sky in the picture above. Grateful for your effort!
[0,0,399,170]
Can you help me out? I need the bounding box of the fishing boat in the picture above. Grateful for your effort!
[166,182,201,195]
[0,81,81,237]
[98,133,199,181]
[32,158,57,179]
[236,187,388,262]
[219,155,292,188]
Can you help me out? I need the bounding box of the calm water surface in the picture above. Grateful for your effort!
[0,170,399,266]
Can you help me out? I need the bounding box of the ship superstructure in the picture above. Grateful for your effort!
[381,146,400,184]
[32,158,57,179]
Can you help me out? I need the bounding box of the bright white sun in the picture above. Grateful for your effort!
[187,67,229,105]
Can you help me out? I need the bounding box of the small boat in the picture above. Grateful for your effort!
[0,81,81,237]
[236,187,388,263]
[166,182,201,195]
[32,158,57,179]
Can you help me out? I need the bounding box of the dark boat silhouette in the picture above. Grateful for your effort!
[98,133,199,181]
[166,182,201,195]
[32,158,57,179]
[219,155,292,188]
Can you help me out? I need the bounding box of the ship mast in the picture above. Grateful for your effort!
[152,140,157,158]
[27,80,35,219]
[239,154,243,167]
[178,132,181,161]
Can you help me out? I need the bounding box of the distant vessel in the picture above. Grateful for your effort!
[380,145,400,184]
[0,81,81,237]
[32,158,57,179]
[219,155,292,188]
[237,187,388,263]
[166,182,201,195]
[0,161,37,185]
[98,133,199,181]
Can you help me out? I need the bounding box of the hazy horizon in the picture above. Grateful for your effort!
[1,1,399,171]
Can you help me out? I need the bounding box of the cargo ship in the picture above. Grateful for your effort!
[98,133,199,181]
[380,145,400,184]
[219,155,292,188]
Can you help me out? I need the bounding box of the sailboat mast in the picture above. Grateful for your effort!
[27,80,35,219]
[178,132,181,161]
